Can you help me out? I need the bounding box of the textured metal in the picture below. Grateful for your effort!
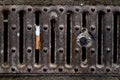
[0,5,119,75]
[0,0,120,5]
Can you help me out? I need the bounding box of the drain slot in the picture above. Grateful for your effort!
[66,11,72,65]
[19,11,24,64]
[3,10,9,64]
[35,11,40,26]
[82,12,86,28]
[82,47,86,62]
[35,49,39,64]
[81,12,87,63]
[35,11,40,64]
[98,11,104,65]
[113,12,119,64]
[51,19,56,64]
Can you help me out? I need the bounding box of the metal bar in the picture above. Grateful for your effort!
[41,8,50,67]
[103,8,113,69]
[72,9,81,67]
[87,8,98,67]
[56,9,66,67]
[9,8,19,71]
[24,7,34,72]
[0,9,4,72]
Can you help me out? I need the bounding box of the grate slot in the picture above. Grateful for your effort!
[19,10,25,64]
[82,12,87,28]
[3,10,9,64]
[35,11,40,26]
[50,18,56,64]
[66,11,72,65]
[35,11,40,64]
[98,11,104,65]
[82,47,86,63]
[113,12,119,64]
[81,12,87,63]
[35,50,39,64]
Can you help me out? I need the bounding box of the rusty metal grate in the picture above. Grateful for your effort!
[0,5,120,75]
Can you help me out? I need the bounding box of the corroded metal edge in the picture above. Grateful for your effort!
[0,0,120,5]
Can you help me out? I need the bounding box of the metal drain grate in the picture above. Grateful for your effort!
[0,5,120,75]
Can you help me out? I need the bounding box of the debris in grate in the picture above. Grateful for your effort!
[0,5,119,75]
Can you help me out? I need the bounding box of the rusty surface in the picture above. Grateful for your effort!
[0,2,119,80]
[0,0,120,80]
[0,5,119,76]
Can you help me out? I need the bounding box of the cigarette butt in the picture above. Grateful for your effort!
[36,36,40,49]
[35,25,40,50]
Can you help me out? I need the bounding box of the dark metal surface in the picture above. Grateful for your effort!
[0,0,120,5]
[0,5,119,76]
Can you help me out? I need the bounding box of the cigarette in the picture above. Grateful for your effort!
[35,25,40,50]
